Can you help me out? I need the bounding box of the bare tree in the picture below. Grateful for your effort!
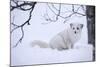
[42,3,86,24]
[11,0,37,47]
[86,6,95,61]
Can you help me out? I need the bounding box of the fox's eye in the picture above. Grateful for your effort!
[77,27,79,30]
[73,27,75,30]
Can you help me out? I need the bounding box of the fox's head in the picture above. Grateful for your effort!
[70,23,84,34]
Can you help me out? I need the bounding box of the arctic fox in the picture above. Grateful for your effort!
[31,23,84,51]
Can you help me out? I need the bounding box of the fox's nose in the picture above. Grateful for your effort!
[74,31,76,34]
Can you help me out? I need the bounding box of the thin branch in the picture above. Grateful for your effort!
[47,4,57,16]
[11,4,34,33]
[43,4,86,24]
[63,12,75,23]
[11,16,18,27]
[11,1,37,47]
[13,27,24,47]
[43,4,60,23]
[24,3,35,25]
[11,25,20,33]
[81,5,85,11]
[51,4,59,11]
[44,4,63,22]
[75,12,86,16]
[11,23,19,27]
[19,6,32,11]
[11,1,36,11]
[76,6,81,12]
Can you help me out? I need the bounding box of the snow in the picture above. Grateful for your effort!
[11,44,93,66]
[11,2,93,66]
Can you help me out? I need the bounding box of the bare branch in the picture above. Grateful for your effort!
[43,4,86,24]
[75,12,86,16]
[47,4,57,16]
[11,1,37,47]
[43,4,60,23]
[11,25,20,33]
[13,27,24,47]
[51,4,59,11]
[11,1,36,11]
[43,3,63,23]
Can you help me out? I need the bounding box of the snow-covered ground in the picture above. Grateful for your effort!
[11,2,93,66]
[11,44,93,66]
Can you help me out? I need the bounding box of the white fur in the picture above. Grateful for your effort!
[31,23,83,51]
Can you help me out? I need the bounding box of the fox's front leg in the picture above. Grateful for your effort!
[57,45,69,51]
[68,44,73,49]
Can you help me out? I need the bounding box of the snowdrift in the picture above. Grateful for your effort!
[11,44,93,66]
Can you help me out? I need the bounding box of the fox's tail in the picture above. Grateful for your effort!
[31,40,49,48]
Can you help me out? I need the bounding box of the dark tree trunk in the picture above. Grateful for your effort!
[86,6,95,61]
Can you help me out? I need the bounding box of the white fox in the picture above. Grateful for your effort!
[31,23,84,51]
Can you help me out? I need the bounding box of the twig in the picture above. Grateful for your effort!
[11,1,36,11]
[44,4,86,24]
[43,3,62,23]
[11,1,37,47]
[13,27,24,47]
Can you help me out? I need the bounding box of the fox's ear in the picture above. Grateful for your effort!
[80,24,84,29]
[70,23,73,28]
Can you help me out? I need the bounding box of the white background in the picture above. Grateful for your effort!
[0,0,98,67]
